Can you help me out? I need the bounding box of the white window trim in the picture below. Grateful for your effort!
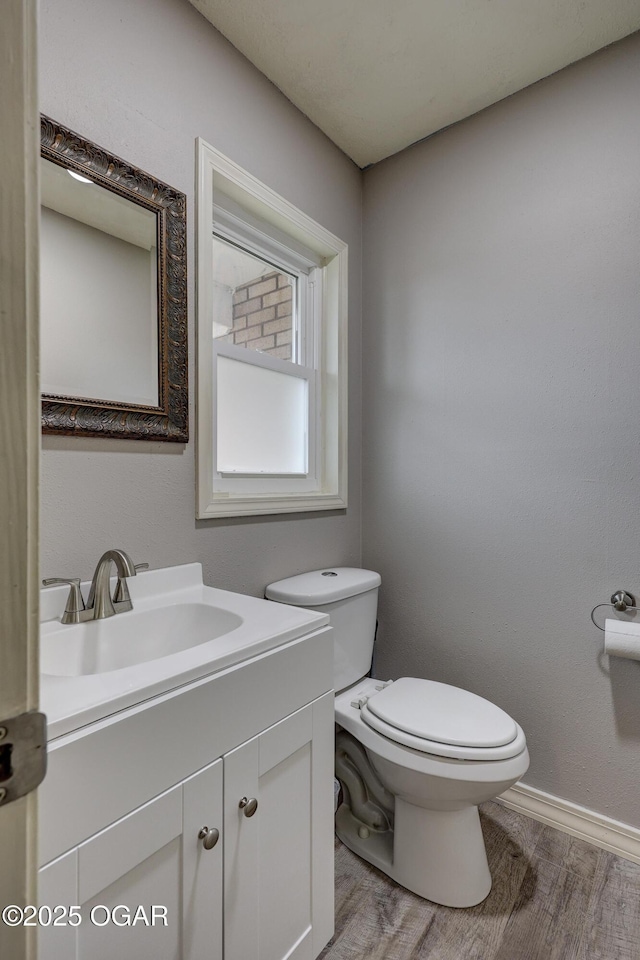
[196,138,348,519]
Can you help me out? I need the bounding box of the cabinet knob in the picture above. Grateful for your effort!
[239,796,258,817]
[198,826,220,850]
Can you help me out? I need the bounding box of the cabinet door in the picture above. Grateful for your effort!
[38,849,78,960]
[224,693,334,960]
[182,758,224,960]
[38,759,223,960]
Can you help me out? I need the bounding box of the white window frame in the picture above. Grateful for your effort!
[196,138,348,518]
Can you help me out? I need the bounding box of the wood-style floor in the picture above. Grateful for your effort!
[319,801,640,960]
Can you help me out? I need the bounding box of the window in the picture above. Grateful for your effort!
[196,140,348,518]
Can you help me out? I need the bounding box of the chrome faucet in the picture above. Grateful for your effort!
[43,549,148,624]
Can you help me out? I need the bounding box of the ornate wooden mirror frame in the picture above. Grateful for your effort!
[40,116,188,441]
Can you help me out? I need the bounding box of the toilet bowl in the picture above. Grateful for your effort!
[265,568,530,908]
[335,677,529,906]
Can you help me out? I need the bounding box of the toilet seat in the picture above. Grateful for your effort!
[359,678,526,761]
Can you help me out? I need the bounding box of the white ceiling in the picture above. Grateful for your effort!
[190,0,640,167]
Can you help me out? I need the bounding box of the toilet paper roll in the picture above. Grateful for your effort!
[604,618,640,661]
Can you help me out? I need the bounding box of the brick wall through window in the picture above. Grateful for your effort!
[216,271,294,361]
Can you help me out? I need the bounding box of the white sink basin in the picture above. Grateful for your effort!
[40,563,329,739]
[41,603,244,677]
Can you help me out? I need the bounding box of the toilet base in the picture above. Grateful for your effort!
[336,797,492,908]
[336,802,394,875]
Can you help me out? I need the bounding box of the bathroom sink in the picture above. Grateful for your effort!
[40,562,329,739]
[41,603,244,677]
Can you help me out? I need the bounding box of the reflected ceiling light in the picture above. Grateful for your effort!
[67,170,93,184]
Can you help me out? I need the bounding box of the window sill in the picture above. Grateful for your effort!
[197,492,347,519]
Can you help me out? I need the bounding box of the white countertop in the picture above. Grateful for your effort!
[40,563,328,740]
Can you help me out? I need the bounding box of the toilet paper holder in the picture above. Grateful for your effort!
[590,591,638,632]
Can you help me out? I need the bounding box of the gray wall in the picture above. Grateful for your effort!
[39,0,362,596]
[362,33,640,825]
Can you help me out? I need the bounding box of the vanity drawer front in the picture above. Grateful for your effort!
[40,626,332,865]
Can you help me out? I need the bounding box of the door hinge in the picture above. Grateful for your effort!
[0,711,47,807]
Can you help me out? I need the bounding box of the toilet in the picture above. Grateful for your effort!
[266,567,529,908]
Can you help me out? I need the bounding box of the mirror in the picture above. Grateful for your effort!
[40,116,188,441]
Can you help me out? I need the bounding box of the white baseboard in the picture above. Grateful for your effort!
[497,782,640,866]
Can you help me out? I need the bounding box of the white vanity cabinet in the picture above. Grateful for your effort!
[38,627,334,960]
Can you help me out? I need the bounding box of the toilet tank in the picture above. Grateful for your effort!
[265,568,381,692]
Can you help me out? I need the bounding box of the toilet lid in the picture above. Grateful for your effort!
[365,677,518,749]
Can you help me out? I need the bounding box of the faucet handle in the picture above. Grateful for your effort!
[42,578,86,624]
[113,561,149,608]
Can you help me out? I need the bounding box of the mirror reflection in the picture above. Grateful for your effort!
[40,157,159,407]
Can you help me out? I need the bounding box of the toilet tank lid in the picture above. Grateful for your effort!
[265,567,381,605]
